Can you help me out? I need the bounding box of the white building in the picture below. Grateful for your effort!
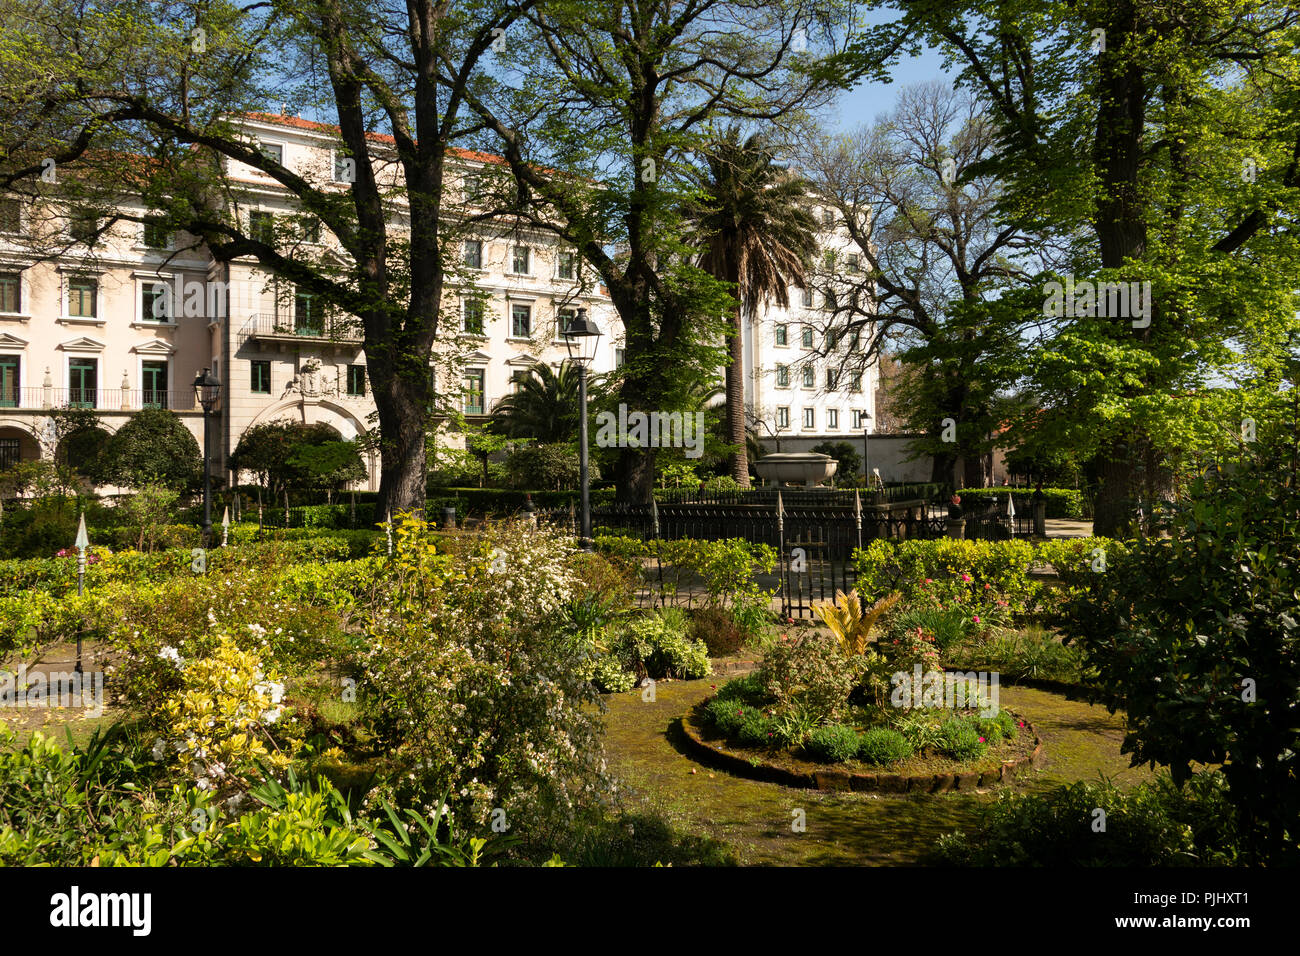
[0,112,877,487]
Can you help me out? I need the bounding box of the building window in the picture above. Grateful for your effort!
[801,286,813,308]
[802,407,815,429]
[249,210,276,245]
[462,173,485,204]
[463,298,485,335]
[801,366,814,389]
[823,250,837,270]
[143,221,170,249]
[851,330,862,351]
[259,142,283,165]
[851,372,863,393]
[511,245,531,275]
[69,209,100,245]
[142,360,168,408]
[822,208,834,228]
[776,406,790,429]
[556,308,576,339]
[0,198,20,234]
[852,409,866,429]
[614,348,626,368]
[801,326,814,349]
[251,360,271,394]
[825,289,838,311]
[827,409,839,430]
[557,250,578,280]
[511,302,531,338]
[775,364,789,388]
[510,369,531,393]
[142,282,169,322]
[846,253,860,273]
[774,323,788,347]
[68,357,98,408]
[295,292,322,334]
[299,218,322,243]
[0,355,19,408]
[463,369,485,415]
[68,279,97,318]
[347,364,366,397]
[463,239,482,269]
[826,369,839,390]
[0,272,20,313]
[0,437,18,468]
[334,153,354,183]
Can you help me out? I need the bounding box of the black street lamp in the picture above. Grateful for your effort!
[193,367,221,547]
[561,307,602,550]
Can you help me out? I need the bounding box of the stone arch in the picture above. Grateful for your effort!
[239,400,378,491]
[0,419,43,468]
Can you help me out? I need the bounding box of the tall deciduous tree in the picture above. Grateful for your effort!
[458,0,859,501]
[0,0,542,518]
[796,83,1044,487]
[850,1,1300,533]
[687,126,818,486]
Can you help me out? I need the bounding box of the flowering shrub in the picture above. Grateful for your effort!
[158,636,302,791]
[361,517,607,828]
[758,630,863,723]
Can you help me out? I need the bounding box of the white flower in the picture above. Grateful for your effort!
[157,646,182,667]
[151,738,167,760]
[247,623,267,637]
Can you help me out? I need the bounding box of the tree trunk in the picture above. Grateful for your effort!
[726,302,750,486]
[372,379,428,519]
[1091,439,1135,537]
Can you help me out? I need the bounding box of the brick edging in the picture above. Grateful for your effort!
[677,697,1042,793]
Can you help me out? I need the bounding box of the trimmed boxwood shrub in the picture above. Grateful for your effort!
[858,728,914,765]
[806,724,862,763]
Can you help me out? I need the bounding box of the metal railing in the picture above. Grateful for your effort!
[240,312,363,343]
[0,387,198,411]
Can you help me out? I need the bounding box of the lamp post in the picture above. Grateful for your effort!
[193,367,221,547]
[74,512,87,675]
[561,307,602,551]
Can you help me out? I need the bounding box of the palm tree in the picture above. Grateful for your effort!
[490,363,581,443]
[688,127,819,486]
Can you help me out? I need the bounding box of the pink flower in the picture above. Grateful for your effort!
[924,578,932,584]
[1018,721,1025,728]
[916,627,924,637]
[983,583,991,590]
[961,573,972,583]
[978,736,986,743]
[973,615,981,623]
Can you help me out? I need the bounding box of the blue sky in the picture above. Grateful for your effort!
[829,46,956,131]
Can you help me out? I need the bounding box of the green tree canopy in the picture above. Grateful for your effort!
[95,408,202,490]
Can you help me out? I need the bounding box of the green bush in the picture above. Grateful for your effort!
[806,724,862,763]
[703,696,754,737]
[857,727,914,765]
[1056,434,1300,864]
[936,772,1241,866]
[591,656,637,693]
[611,609,712,680]
[955,487,1084,519]
[937,718,986,761]
[714,673,767,705]
[736,711,778,746]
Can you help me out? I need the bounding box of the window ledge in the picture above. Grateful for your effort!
[58,316,105,326]
[130,321,178,330]
[0,313,30,322]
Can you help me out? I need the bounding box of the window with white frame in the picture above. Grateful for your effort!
[463,239,483,269]
[511,245,531,275]
[776,406,790,429]
[557,250,578,280]
[259,142,283,165]
[0,272,21,313]
[801,366,814,389]
[801,326,814,348]
[510,302,531,338]
[775,364,789,387]
[463,298,486,335]
[802,407,815,429]
[826,409,839,430]
[67,278,97,318]
[774,323,788,346]
[852,409,867,429]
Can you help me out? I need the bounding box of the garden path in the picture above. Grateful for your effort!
[601,673,1152,866]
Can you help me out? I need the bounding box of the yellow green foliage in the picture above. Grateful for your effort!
[813,589,902,656]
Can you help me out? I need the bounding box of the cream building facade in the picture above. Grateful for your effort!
[0,112,877,488]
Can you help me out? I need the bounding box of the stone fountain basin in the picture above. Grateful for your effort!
[754,452,839,487]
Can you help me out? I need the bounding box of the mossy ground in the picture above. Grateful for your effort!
[601,675,1154,866]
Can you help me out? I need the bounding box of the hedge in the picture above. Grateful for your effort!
[852,536,1131,621]
[955,487,1084,520]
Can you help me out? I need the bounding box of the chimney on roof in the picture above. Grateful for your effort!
[279,104,287,115]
